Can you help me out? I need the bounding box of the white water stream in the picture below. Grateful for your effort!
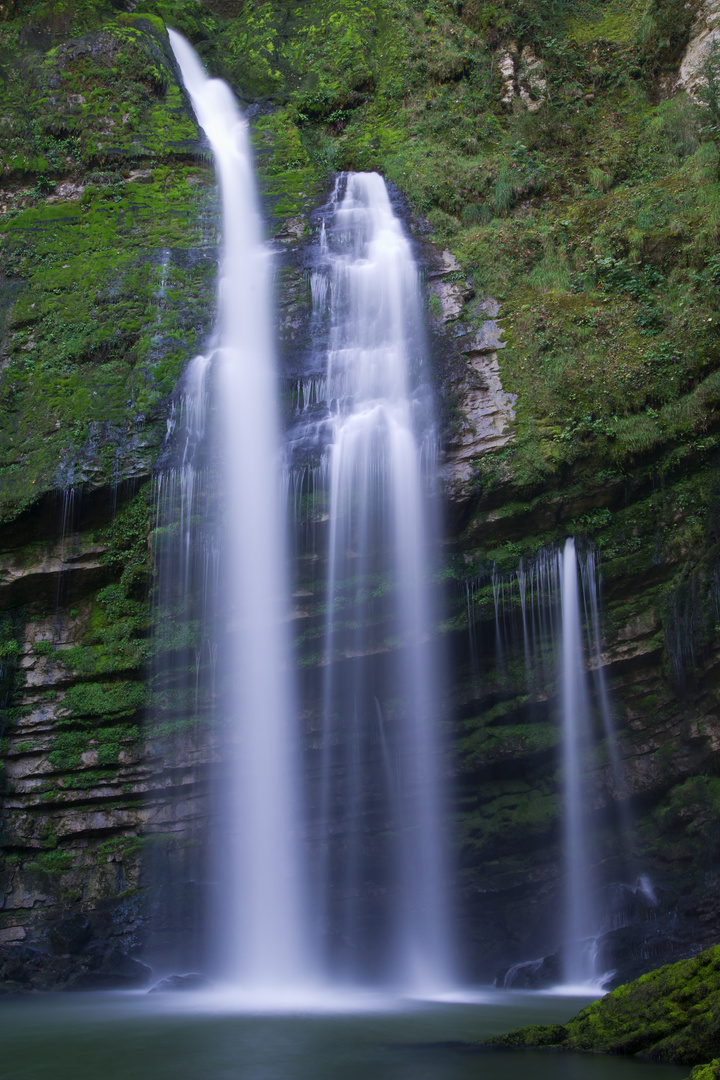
[560,537,600,984]
[168,39,453,997]
[477,540,640,988]
[308,175,452,991]
[169,32,310,990]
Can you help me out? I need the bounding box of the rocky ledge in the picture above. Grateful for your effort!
[0,912,150,994]
[482,944,720,1076]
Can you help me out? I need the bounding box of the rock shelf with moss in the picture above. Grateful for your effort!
[481,944,720,1071]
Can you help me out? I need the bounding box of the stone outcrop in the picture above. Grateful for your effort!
[496,44,547,111]
[483,944,720,1072]
[0,513,214,980]
[440,299,517,503]
[677,0,720,98]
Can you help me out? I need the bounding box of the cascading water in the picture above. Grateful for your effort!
[561,537,600,984]
[168,32,310,990]
[290,174,452,992]
[468,539,637,987]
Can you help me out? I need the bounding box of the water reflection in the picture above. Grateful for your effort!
[0,994,687,1080]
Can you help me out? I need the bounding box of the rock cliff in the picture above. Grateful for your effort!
[1,0,719,988]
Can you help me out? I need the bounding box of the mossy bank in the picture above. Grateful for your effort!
[482,943,720,1076]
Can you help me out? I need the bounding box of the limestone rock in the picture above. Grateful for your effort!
[0,927,26,945]
[427,249,473,321]
[519,47,547,113]
[677,0,720,98]
[440,302,516,504]
[67,949,151,991]
[498,49,516,106]
[497,45,546,111]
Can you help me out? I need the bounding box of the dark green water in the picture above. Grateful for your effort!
[0,990,687,1080]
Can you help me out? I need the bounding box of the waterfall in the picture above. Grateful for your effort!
[169,32,310,989]
[290,174,452,991]
[472,540,634,987]
[561,537,599,983]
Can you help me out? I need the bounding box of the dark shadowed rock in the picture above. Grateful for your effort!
[67,949,151,990]
[50,914,92,955]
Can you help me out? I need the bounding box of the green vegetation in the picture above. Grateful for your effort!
[640,776,720,873]
[482,943,720,1070]
[1,0,717,535]
[0,4,214,521]
[24,849,76,874]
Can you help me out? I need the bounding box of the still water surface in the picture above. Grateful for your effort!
[0,990,687,1080]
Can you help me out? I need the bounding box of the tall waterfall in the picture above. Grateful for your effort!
[291,175,452,991]
[561,538,600,983]
[169,32,310,989]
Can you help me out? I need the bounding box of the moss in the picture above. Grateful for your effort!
[97,834,144,857]
[61,680,145,722]
[32,639,56,658]
[460,785,560,859]
[458,720,559,769]
[195,0,717,515]
[568,0,650,46]
[0,11,215,521]
[640,777,720,870]
[0,0,715,529]
[47,731,86,770]
[96,723,140,764]
[24,849,76,874]
[689,1062,720,1080]
[482,943,720,1067]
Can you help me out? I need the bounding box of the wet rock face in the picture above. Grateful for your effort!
[1,1,720,995]
[439,323,517,501]
[496,879,720,990]
[0,941,151,994]
[50,913,92,955]
[422,248,517,505]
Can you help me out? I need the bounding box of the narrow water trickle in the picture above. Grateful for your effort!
[469,540,637,988]
[168,32,311,991]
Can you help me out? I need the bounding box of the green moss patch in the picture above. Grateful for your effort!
[481,943,720,1067]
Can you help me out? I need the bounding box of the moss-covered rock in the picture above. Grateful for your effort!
[689,1061,720,1080]
[482,943,720,1068]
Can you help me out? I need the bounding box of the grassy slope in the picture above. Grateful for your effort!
[0,3,219,521]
